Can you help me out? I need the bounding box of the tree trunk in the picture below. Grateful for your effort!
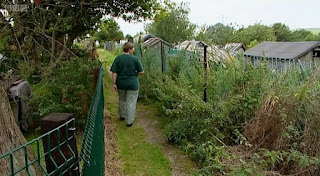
[0,84,41,175]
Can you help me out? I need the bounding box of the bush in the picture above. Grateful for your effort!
[27,57,99,128]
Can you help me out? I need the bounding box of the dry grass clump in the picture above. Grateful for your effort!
[242,75,320,175]
[302,117,320,176]
[244,95,290,150]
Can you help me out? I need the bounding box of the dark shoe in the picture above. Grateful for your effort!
[126,123,133,127]
[120,117,125,121]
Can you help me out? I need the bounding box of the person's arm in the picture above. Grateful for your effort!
[137,71,144,75]
[95,51,99,59]
[112,72,117,91]
[136,58,144,75]
[110,57,118,91]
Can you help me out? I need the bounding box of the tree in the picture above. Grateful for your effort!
[0,85,41,175]
[315,33,320,41]
[146,2,196,44]
[94,19,124,43]
[195,25,212,44]
[206,23,235,46]
[125,34,133,39]
[0,0,159,63]
[234,23,276,47]
[272,23,292,41]
[291,29,316,41]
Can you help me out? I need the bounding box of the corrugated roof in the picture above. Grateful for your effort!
[176,41,237,62]
[208,46,229,62]
[133,33,156,43]
[176,40,208,51]
[224,43,245,52]
[142,34,156,42]
[244,41,320,59]
[142,37,171,48]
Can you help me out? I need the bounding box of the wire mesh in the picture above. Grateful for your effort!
[80,66,105,176]
[0,119,77,176]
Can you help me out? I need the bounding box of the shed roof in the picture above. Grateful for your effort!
[133,33,157,43]
[224,43,245,52]
[243,41,320,59]
[207,46,230,62]
[142,37,171,48]
[142,34,156,42]
[176,40,208,51]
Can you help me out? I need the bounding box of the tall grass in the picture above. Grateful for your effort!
[138,48,320,175]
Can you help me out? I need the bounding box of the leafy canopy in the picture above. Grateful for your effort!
[235,23,276,47]
[0,0,159,62]
[94,19,124,42]
[146,1,196,44]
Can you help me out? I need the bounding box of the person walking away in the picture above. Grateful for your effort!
[110,42,144,127]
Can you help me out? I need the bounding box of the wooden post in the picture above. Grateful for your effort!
[243,55,247,71]
[41,113,79,176]
[203,45,208,102]
[161,42,164,73]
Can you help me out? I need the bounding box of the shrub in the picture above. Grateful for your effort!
[27,57,99,128]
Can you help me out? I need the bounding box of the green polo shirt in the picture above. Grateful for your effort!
[110,54,143,90]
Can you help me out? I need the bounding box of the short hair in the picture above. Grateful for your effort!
[123,42,134,52]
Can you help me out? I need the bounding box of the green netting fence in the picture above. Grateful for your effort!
[80,66,105,176]
[0,66,105,176]
[0,118,78,176]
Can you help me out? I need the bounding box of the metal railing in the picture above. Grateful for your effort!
[0,119,78,176]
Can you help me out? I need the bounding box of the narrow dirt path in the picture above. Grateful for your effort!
[105,110,124,176]
[105,70,124,176]
[136,105,197,176]
[104,68,197,176]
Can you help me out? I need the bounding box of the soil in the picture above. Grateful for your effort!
[105,110,124,176]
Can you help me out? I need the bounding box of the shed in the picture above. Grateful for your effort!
[142,37,171,48]
[142,37,171,73]
[133,33,157,44]
[243,41,320,72]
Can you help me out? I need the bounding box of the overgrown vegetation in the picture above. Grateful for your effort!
[1,0,160,132]
[26,57,99,128]
[138,49,320,175]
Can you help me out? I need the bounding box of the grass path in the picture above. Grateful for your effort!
[101,49,197,175]
[136,104,197,176]
[104,70,171,176]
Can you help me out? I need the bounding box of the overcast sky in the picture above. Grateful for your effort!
[116,0,320,36]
